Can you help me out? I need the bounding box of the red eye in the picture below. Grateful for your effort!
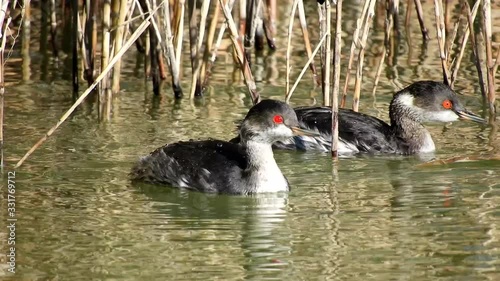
[442,100,452,109]
[273,115,284,124]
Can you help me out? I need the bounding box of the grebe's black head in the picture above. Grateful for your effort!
[240,99,319,143]
[390,81,486,124]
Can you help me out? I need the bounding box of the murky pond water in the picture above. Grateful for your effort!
[2,1,500,280]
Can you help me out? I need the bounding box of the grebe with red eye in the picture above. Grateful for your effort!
[274,81,486,155]
[130,99,320,194]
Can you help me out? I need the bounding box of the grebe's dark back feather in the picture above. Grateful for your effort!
[130,140,250,194]
[292,107,400,153]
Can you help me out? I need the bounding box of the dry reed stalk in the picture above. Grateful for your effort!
[373,4,393,95]
[404,0,412,29]
[317,2,327,105]
[203,0,236,88]
[446,16,460,65]
[244,0,255,63]
[352,0,376,112]
[189,0,211,98]
[493,45,500,75]
[239,0,246,45]
[323,0,331,107]
[243,0,262,64]
[200,0,220,86]
[450,0,479,88]
[390,0,400,37]
[15,7,159,168]
[434,0,450,85]
[101,0,111,94]
[262,0,276,50]
[413,0,430,40]
[331,0,342,158]
[143,21,151,77]
[111,0,129,94]
[464,1,486,99]
[85,0,98,84]
[286,32,328,103]
[22,2,30,82]
[72,0,78,94]
[187,0,199,93]
[80,2,90,80]
[482,0,496,119]
[174,0,185,80]
[285,0,299,96]
[298,0,319,86]
[203,0,235,87]
[340,0,370,108]
[444,0,451,34]
[141,0,162,95]
[433,0,451,85]
[49,0,58,57]
[0,1,9,168]
[219,0,259,104]
[162,0,183,98]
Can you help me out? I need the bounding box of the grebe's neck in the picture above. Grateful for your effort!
[390,94,435,154]
[241,139,289,193]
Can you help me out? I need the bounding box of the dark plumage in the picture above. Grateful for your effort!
[130,99,319,194]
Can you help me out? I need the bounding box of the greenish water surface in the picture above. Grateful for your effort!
[2,2,500,280]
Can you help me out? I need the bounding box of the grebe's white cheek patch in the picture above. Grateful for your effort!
[398,92,415,107]
[273,124,294,141]
[425,110,459,123]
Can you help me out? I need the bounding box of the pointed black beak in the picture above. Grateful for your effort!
[290,126,321,137]
[455,109,487,124]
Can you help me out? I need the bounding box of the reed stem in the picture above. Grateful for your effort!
[286,0,299,96]
[298,0,319,86]
[219,0,259,104]
[0,0,9,168]
[433,0,451,85]
[174,0,185,83]
[15,6,160,168]
[331,0,342,158]
[482,0,496,119]
[413,0,429,40]
[450,0,479,88]
[111,0,129,94]
[341,0,370,108]
[203,0,236,88]
[352,0,376,112]
[324,0,331,107]
[200,0,220,88]
[286,32,328,103]
[464,1,486,99]
[162,0,183,98]
[49,0,58,57]
[101,0,111,94]
[189,0,211,98]
[72,0,79,95]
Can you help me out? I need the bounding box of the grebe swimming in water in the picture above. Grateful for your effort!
[275,81,486,155]
[130,100,320,195]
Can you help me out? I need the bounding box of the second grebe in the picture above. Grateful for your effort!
[274,81,486,155]
[130,100,320,194]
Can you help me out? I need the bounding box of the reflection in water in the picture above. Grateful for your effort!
[138,185,290,279]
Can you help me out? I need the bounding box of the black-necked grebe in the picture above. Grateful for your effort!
[130,100,319,194]
[274,81,486,155]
